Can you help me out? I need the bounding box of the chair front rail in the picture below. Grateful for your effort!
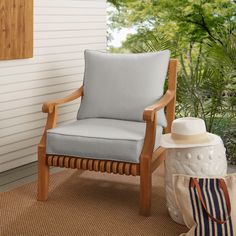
[46,155,140,176]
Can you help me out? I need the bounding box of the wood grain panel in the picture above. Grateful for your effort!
[0,0,33,60]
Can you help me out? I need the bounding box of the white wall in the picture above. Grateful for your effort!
[0,0,106,172]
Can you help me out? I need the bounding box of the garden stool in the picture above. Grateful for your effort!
[161,117,227,225]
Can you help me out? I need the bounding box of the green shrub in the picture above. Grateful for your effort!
[107,0,236,163]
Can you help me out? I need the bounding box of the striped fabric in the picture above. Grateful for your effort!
[189,178,234,236]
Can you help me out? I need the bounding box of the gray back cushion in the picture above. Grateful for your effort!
[77,50,170,127]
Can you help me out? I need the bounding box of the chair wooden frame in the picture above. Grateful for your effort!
[37,59,177,216]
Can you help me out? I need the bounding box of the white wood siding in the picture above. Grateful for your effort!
[0,0,106,172]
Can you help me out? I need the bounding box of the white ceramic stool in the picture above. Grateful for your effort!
[165,141,227,225]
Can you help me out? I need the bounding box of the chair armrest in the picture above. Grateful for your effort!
[39,86,83,146]
[42,86,83,114]
[143,90,175,122]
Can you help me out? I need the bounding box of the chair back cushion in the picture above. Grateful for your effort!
[77,50,170,126]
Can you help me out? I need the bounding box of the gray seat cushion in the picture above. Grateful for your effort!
[77,50,170,127]
[46,118,163,163]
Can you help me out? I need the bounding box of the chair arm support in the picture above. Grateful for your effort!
[39,86,83,146]
[143,90,175,122]
[42,86,83,114]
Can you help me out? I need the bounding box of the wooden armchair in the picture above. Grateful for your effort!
[38,50,177,216]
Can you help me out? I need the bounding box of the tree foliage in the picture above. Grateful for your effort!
[108,0,236,163]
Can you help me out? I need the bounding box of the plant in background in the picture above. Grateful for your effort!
[107,0,236,163]
[205,26,236,163]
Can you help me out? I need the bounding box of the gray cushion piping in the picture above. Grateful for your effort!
[46,142,142,164]
[47,132,145,142]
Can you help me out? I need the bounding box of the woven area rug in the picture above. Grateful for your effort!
[1,163,187,236]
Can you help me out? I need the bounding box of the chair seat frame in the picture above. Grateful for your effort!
[38,59,177,216]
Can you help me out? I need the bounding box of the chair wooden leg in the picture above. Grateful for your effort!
[37,146,49,201]
[139,155,152,216]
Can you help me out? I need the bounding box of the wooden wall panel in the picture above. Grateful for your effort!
[0,0,106,172]
[0,0,33,60]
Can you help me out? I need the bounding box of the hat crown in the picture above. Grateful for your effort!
[171,117,206,136]
[161,117,220,148]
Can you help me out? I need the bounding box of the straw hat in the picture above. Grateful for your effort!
[161,117,222,148]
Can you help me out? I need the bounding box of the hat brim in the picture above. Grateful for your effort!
[160,132,222,148]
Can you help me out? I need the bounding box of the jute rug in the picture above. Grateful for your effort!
[1,163,187,236]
